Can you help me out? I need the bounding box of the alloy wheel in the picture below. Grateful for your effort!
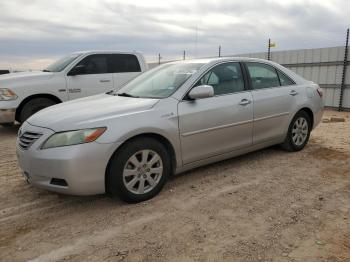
[291,117,308,146]
[122,150,163,195]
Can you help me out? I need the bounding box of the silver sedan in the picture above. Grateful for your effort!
[16,57,324,202]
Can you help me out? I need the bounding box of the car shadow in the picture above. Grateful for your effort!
[0,124,20,136]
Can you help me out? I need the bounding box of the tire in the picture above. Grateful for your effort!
[281,110,312,152]
[19,98,56,123]
[107,137,171,203]
[0,123,14,127]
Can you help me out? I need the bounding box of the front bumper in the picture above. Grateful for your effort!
[0,108,16,124]
[16,122,121,195]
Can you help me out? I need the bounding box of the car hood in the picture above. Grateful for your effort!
[27,94,160,131]
[0,71,54,86]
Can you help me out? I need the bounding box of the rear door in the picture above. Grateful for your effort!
[244,62,297,144]
[109,54,142,90]
[66,54,113,99]
[178,62,253,164]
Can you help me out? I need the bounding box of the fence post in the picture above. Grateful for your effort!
[183,50,186,60]
[339,28,349,111]
[158,53,161,65]
[267,38,271,60]
[219,45,221,57]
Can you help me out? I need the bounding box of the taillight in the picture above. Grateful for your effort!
[316,87,323,97]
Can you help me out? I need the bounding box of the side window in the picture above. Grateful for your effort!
[76,55,109,75]
[277,70,295,86]
[195,62,244,95]
[109,54,141,73]
[246,62,280,90]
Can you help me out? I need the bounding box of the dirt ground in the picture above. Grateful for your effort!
[0,109,349,262]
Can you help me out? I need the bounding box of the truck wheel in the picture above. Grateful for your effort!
[19,98,57,123]
[107,137,171,203]
[0,123,14,127]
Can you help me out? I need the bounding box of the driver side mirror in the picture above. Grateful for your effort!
[68,64,86,76]
[188,85,214,100]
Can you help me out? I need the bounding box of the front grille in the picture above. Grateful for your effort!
[18,131,42,150]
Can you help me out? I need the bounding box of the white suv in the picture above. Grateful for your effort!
[0,51,148,126]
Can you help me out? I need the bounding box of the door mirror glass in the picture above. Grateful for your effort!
[188,85,214,100]
[68,64,86,76]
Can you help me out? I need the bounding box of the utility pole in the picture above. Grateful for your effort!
[218,45,221,57]
[194,25,198,58]
[183,50,186,60]
[267,39,276,60]
[158,53,161,65]
[339,28,349,111]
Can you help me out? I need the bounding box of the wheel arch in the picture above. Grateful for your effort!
[15,93,62,122]
[105,132,177,194]
[297,107,314,129]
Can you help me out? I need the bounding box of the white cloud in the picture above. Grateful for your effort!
[0,0,348,69]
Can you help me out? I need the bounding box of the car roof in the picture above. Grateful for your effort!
[168,56,273,65]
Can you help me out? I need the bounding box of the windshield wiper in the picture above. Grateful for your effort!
[117,92,139,98]
[42,69,51,72]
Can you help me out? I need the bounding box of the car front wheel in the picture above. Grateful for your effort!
[107,137,171,203]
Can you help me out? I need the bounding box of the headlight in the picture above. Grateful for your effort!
[41,127,106,149]
[0,88,18,101]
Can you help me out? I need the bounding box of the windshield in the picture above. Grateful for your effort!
[44,53,82,72]
[117,62,204,98]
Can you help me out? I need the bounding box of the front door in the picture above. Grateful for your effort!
[178,62,253,164]
[66,54,113,100]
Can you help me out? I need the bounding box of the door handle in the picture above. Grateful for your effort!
[239,99,252,106]
[68,88,81,93]
[289,90,298,96]
[100,79,111,83]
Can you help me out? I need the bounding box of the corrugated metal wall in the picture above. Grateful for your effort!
[237,46,349,109]
[148,46,349,109]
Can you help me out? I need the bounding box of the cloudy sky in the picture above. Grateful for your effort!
[0,0,348,69]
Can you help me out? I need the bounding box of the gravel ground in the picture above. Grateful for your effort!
[0,109,349,262]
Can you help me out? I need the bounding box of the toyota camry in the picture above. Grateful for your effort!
[16,57,324,202]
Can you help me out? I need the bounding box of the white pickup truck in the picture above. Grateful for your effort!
[0,51,148,126]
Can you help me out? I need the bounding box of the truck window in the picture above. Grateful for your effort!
[0,70,10,75]
[45,53,81,72]
[109,54,141,73]
[76,54,109,75]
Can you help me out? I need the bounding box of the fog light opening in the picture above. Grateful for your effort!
[50,178,68,187]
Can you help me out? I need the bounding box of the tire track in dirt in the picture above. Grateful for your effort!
[28,212,165,262]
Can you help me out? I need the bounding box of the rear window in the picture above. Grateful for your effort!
[109,54,141,73]
[277,70,295,86]
[246,62,280,89]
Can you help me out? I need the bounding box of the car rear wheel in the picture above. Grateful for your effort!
[281,110,311,152]
[107,137,171,203]
[19,98,56,123]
